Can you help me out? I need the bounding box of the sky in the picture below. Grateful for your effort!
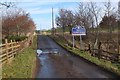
[17,2,79,30]
[1,0,119,30]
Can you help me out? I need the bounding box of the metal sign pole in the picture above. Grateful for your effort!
[72,26,86,49]
[80,35,82,50]
[73,35,74,48]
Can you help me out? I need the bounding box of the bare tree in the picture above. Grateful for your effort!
[103,1,116,41]
[88,2,101,49]
[76,2,94,29]
[56,9,74,36]
[0,2,15,8]
[56,9,65,35]
[65,10,74,34]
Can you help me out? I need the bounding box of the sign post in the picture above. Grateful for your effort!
[73,35,75,48]
[80,35,82,49]
[72,26,86,49]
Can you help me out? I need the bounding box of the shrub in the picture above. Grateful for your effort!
[6,35,28,42]
[2,39,5,44]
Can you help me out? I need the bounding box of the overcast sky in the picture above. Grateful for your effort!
[1,0,119,30]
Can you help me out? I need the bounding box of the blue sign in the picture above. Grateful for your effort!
[72,26,86,36]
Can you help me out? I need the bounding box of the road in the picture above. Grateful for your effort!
[36,35,118,78]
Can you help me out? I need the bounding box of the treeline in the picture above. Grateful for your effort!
[55,2,119,34]
[55,2,119,49]
[1,2,35,40]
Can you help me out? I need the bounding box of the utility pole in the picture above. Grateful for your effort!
[52,8,54,35]
[118,1,120,54]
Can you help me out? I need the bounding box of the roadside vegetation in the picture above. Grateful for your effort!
[54,1,119,53]
[1,2,35,42]
[2,36,37,78]
[1,2,37,78]
[50,35,120,76]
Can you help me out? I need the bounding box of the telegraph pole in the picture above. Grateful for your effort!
[118,1,120,54]
[52,8,54,35]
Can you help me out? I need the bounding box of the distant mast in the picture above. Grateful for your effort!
[52,8,54,35]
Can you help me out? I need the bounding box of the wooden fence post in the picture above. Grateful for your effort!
[118,43,120,60]
[14,40,17,56]
[118,44,120,54]
[98,42,101,53]
[98,42,101,59]
[16,41,18,53]
[11,40,14,57]
[5,39,8,63]
[88,44,91,53]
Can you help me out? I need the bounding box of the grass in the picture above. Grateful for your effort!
[50,35,120,76]
[2,35,37,78]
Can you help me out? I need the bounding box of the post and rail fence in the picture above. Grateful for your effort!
[0,39,20,64]
[0,36,33,64]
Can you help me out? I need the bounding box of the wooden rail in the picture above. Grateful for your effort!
[0,39,20,64]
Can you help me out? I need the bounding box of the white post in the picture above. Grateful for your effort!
[73,36,75,48]
[80,35,82,50]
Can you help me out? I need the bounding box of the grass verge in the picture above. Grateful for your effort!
[2,36,37,78]
[49,35,120,77]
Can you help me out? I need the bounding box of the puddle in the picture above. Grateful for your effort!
[37,49,42,56]
[37,55,57,78]
[36,48,60,78]
[36,48,60,57]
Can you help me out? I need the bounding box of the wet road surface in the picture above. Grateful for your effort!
[36,35,117,78]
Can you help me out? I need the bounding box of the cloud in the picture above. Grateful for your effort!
[26,8,58,15]
[0,0,119,2]
[17,2,59,8]
[16,2,60,15]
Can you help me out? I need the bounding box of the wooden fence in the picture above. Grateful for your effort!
[0,37,32,64]
[55,34,120,62]
[89,42,120,62]
[0,39,21,64]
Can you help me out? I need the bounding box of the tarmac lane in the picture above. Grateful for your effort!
[36,35,119,78]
